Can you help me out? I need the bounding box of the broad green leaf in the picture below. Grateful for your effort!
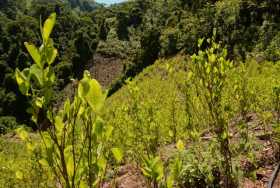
[48,48,58,65]
[64,146,74,177]
[66,155,74,178]
[154,157,164,181]
[15,69,30,95]
[54,115,64,135]
[97,157,107,172]
[80,181,87,188]
[94,117,104,136]
[112,147,123,163]
[39,159,49,167]
[105,126,113,140]
[78,72,106,113]
[16,127,28,141]
[15,171,23,180]
[24,42,41,67]
[42,133,52,148]
[64,98,71,116]
[176,140,185,151]
[30,64,44,86]
[35,97,44,108]
[198,38,204,48]
[167,175,174,188]
[43,13,56,41]
[27,142,35,152]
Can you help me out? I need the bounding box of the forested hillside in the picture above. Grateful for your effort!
[1,0,280,187]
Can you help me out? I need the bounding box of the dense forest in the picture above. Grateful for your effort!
[1,0,280,187]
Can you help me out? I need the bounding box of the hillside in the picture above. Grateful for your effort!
[1,0,280,188]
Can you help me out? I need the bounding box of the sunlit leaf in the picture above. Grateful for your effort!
[94,117,104,136]
[24,42,41,67]
[16,127,29,141]
[15,69,30,95]
[27,142,35,152]
[55,115,64,135]
[78,71,106,113]
[112,147,123,163]
[43,13,56,41]
[15,171,23,180]
[80,181,87,188]
[34,97,44,108]
[167,175,174,188]
[97,157,107,172]
[39,159,49,167]
[30,64,44,86]
[66,155,74,178]
[176,140,185,151]
[48,48,58,65]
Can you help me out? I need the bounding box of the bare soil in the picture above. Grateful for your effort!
[88,53,124,88]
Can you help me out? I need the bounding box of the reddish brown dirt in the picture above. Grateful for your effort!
[228,113,279,188]
[88,53,124,88]
[102,164,147,188]
[58,53,124,107]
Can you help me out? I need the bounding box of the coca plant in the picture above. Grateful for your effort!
[15,13,119,188]
[190,31,234,187]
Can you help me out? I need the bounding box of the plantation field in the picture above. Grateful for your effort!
[1,0,280,187]
[2,54,280,187]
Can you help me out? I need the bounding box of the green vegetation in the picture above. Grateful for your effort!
[1,0,280,187]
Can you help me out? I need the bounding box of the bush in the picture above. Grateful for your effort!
[0,116,18,134]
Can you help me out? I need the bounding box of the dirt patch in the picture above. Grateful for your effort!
[102,164,147,188]
[88,53,124,88]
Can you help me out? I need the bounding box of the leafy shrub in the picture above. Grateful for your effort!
[190,34,235,187]
[0,116,18,134]
[15,13,118,188]
[170,144,221,188]
[264,32,280,61]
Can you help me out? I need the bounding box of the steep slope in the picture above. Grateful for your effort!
[103,55,280,187]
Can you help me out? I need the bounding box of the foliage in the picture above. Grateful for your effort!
[1,0,280,187]
[0,116,19,135]
[169,143,221,188]
[15,13,114,188]
[191,34,235,187]
[141,156,164,188]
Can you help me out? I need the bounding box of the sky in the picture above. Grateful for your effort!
[95,0,126,5]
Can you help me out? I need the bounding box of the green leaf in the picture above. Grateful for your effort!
[16,171,23,180]
[176,140,185,151]
[42,133,52,149]
[167,175,174,188]
[43,13,56,41]
[15,68,30,95]
[112,147,123,163]
[105,126,113,140]
[66,155,74,178]
[94,117,104,136]
[208,54,216,63]
[48,48,58,65]
[80,181,87,188]
[26,142,36,152]
[78,71,106,113]
[16,127,29,141]
[39,159,49,167]
[198,38,204,48]
[54,115,64,135]
[30,64,44,86]
[24,42,41,67]
[64,98,71,116]
[97,157,107,172]
[34,97,44,108]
